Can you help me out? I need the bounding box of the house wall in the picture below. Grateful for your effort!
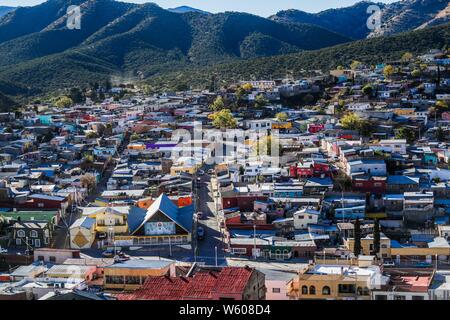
[103,266,171,290]
[265,280,289,300]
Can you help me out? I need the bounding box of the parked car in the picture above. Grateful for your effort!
[207,169,214,175]
[383,261,395,267]
[97,232,107,240]
[103,249,121,258]
[197,227,205,240]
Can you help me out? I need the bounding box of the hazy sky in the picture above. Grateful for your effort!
[1,0,397,16]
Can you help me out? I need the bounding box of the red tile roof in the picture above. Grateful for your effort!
[115,267,254,300]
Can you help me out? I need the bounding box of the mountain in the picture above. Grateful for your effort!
[368,0,450,37]
[144,23,450,92]
[0,6,15,18]
[0,1,351,94]
[0,92,18,112]
[271,1,384,39]
[168,6,209,14]
[271,0,450,39]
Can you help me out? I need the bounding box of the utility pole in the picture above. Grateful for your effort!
[253,224,257,260]
[215,246,218,267]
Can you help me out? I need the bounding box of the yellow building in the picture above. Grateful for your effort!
[272,122,292,130]
[288,264,383,300]
[103,259,174,290]
[344,233,391,258]
[393,108,416,116]
[80,206,147,235]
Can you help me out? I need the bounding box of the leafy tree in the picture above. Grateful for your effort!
[86,131,99,139]
[275,112,288,122]
[358,119,374,138]
[411,69,421,78]
[235,86,247,103]
[209,96,226,111]
[211,109,237,129]
[436,100,448,112]
[350,60,362,70]
[69,87,84,104]
[383,65,395,78]
[255,94,268,108]
[401,52,413,63]
[241,83,253,91]
[395,127,416,144]
[353,218,362,256]
[373,219,380,256]
[340,113,362,130]
[362,84,374,97]
[436,126,446,142]
[54,96,73,108]
[80,174,96,192]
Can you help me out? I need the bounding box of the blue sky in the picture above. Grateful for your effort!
[2,0,397,16]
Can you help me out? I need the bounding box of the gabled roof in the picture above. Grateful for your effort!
[130,194,194,235]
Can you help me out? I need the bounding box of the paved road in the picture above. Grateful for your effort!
[52,159,116,249]
[195,172,227,266]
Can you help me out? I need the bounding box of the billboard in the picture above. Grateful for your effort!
[145,222,176,236]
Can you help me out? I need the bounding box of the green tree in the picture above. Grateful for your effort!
[436,100,448,112]
[340,113,362,130]
[411,69,421,78]
[401,52,413,63]
[436,126,446,142]
[373,219,381,256]
[210,96,226,111]
[211,109,237,129]
[354,218,362,256]
[358,120,374,138]
[275,112,288,122]
[362,84,374,97]
[69,87,84,104]
[350,60,362,70]
[54,96,73,108]
[395,127,416,144]
[241,83,253,91]
[383,65,395,78]
[255,94,268,108]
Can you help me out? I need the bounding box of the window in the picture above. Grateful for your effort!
[17,230,25,238]
[106,275,124,284]
[231,248,247,255]
[34,239,41,247]
[301,286,308,295]
[16,239,21,245]
[49,256,56,263]
[37,256,44,261]
[375,295,387,300]
[272,288,281,294]
[125,276,140,285]
[309,286,316,295]
[394,295,406,300]
[322,286,331,295]
[412,296,424,300]
[30,230,38,238]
